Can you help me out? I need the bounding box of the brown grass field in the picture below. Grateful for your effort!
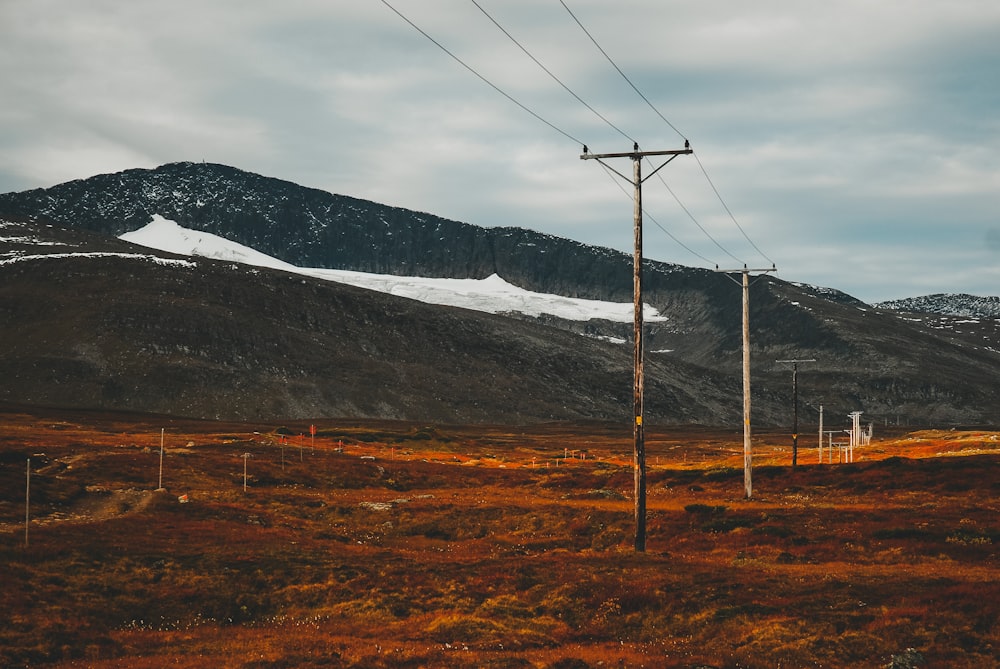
[1,406,997,668]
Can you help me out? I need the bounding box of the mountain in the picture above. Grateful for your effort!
[0,161,635,299]
[1,162,999,426]
[0,214,740,424]
[876,293,1000,319]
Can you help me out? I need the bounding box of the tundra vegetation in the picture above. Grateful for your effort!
[0,407,997,668]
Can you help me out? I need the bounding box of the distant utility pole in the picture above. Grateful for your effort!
[776,359,816,468]
[242,453,251,491]
[158,428,165,490]
[818,405,824,463]
[581,141,691,552]
[716,265,776,499]
[848,411,863,462]
[25,457,30,547]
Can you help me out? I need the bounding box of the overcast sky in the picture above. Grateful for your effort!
[2,1,998,302]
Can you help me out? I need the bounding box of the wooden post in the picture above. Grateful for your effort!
[631,150,646,552]
[581,143,691,552]
[791,365,798,466]
[741,269,751,498]
[818,405,824,464]
[158,427,164,490]
[717,266,776,499]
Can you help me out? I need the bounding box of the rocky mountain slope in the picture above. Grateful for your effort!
[0,216,745,424]
[876,293,1000,318]
[1,163,998,426]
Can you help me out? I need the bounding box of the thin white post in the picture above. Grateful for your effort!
[158,428,165,490]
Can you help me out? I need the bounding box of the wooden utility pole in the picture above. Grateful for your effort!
[818,405,824,463]
[581,142,691,551]
[158,427,165,490]
[848,411,862,462]
[25,457,30,547]
[776,359,816,468]
[716,265,776,499]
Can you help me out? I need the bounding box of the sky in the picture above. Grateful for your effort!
[119,214,664,327]
[1,0,998,303]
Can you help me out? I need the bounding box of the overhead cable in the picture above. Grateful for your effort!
[693,152,775,266]
[469,0,634,144]
[597,163,716,266]
[559,0,775,267]
[380,0,585,146]
[558,0,686,141]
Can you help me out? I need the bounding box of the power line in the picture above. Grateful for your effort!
[645,158,744,266]
[469,0,634,144]
[468,0,742,267]
[598,162,715,266]
[468,0,739,267]
[385,0,774,268]
[558,0,686,141]
[559,0,776,267]
[380,0,585,146]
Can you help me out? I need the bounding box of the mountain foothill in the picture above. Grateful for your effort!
[1,162,997,427]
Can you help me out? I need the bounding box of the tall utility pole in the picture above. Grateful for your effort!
[776,359,816,468]
[716,265,776,499]
[581,142,691,552]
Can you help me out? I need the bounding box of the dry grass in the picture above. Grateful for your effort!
[0,407,997,668]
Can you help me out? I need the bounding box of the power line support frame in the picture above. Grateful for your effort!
[582,144,691,551]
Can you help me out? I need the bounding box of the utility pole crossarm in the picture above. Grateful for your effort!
[581,148,693,159]
[713,265,777,499]
[716,266,777,275]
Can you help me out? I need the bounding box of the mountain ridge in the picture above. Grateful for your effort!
[876,293,1000,319]
[0,215,744,424]
[1,163,998,426]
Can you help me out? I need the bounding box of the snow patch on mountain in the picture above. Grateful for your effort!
[120,215,665,323]
[0,249,196,268]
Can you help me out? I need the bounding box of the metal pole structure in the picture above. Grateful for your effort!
[717,266,776,499]
[741,270,751,496]
[776,359,816,468]
[581,142,691,551]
